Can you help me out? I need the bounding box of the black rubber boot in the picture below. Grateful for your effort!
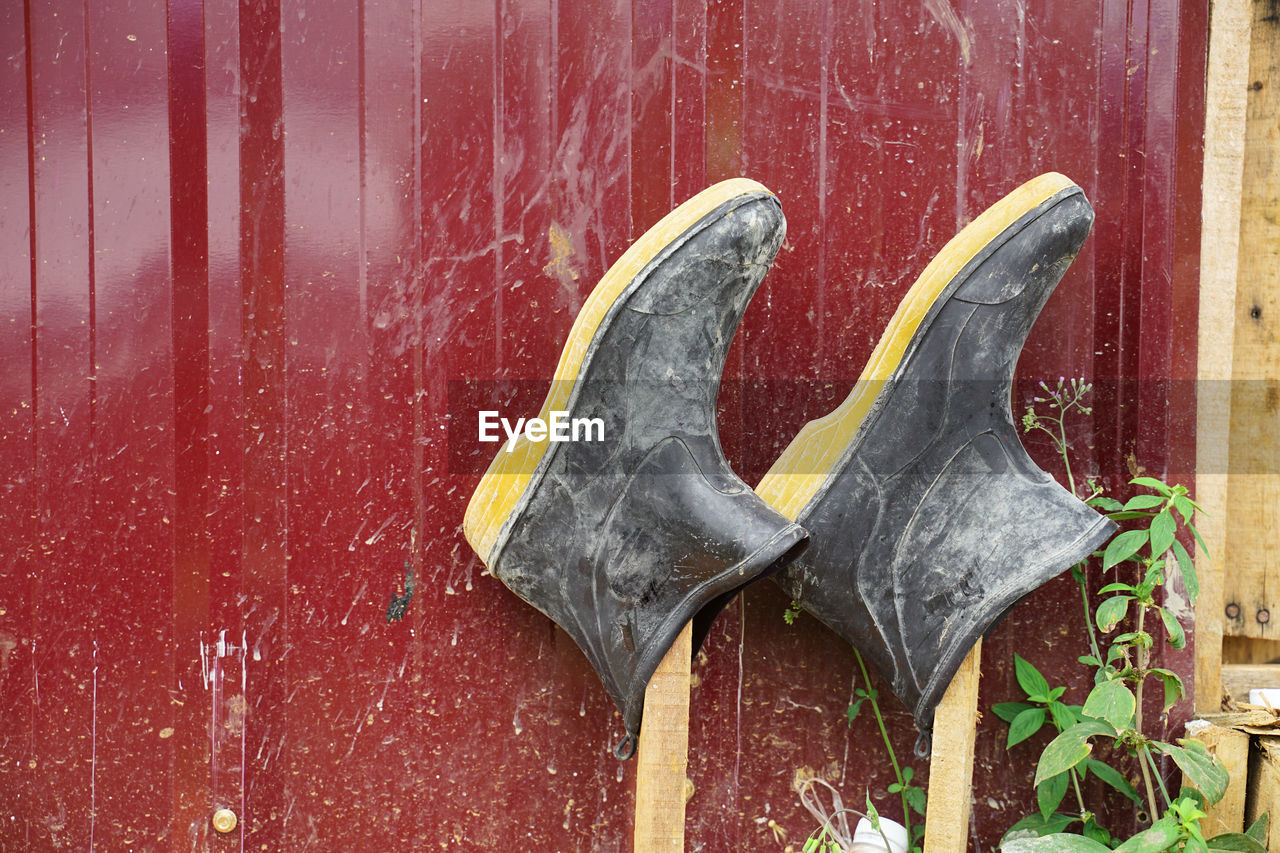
[465,180,808,758]
[756,174,1116,754]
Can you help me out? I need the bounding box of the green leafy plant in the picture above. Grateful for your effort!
[794,780,904,853]
[996,379,1260,851]
[784,607,926,852]
[848,647,927,852]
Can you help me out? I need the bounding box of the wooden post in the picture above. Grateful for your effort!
[633,622,693,853]
[1189,722,1251,837]
[1246,738,1280,848]
[923,640,982,853]
[1194,0,1253,711]
[1224,0,1280,644]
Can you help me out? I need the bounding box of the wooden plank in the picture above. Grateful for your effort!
[1224,0,1280,642]
[923,640,982,853]
[1194,0,1254,708]
[1224,663,1280,702]
[1187,722,1251,836]
[1224,637,1280,665]
[634,622,693,853]
[1246,738,1280,848]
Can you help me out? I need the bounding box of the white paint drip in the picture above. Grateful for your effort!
[923,0,973,67]
[200,629,245,690]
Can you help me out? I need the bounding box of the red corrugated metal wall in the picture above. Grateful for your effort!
[0,0,1205,849]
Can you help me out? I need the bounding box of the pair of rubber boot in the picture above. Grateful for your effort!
[463,174,1116,760]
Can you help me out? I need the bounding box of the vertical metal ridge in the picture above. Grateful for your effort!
[167,0,214,842]
[357,0,369,325]
[18,4,38,848]
[79,5,98,845]
[81,0,96,477]
[238,0,289,844]
[492,0,504,364]
[23,0,38,455]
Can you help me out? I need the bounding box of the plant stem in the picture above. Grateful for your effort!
[1050,412,1103,672]
[1069,767,1087,816]
[1056,415,1076,497]
[1078,567,1103,667]
[1134,603,1159,818]
[1141,746,1172,809]
[854,648,913,843]
[1052,405,1100,821]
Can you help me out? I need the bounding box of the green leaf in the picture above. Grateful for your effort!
[904,785,927,816]
[1107,511,1159,521]
[1112,817,1182,852]
[1245,813,1268,845]
[1179,786,1207,810]
[1098,582,1135,594]
[1173,494,1196,523]
[1123,494,1166,510]
[1078,654,1102,667]
[1003,813,1082,839]
[1159,606,1187,649]
[1037,772,1069,819]
[1172,539,1199,604]
[1186,836,1210,853]
[1082,817,1112,846]
[1096,595,1131,633]
[994,701,1036,724]
[1189,521,1211,557]
[1016,654,1052,701]
[1156,739,1230,805]
[1010,707,1048,747]
[1150,509,1177,557]
[783,601,801,624]
[1082,679,1136,731]
[1104,530,1149,570]
[1137,563,1165,598]
[1205,834,1267,853]
[1085,758,1142,804]
[1035,721,1115,786]
[1149,667,1185,710]
[1089,496,1125,511]
[1048,700,1078,733]
[1001,835,1113,852]
[1130,476,1174,496]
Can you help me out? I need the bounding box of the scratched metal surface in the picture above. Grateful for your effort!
[0,0,1204,849]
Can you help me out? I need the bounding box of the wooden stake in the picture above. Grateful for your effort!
[1224,0,1280,643]
[634,622,692,853]
[1188,722,1250,837]
[1194,0,1253,708]
[923,640,982,853]
[1247,738,1280,848]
